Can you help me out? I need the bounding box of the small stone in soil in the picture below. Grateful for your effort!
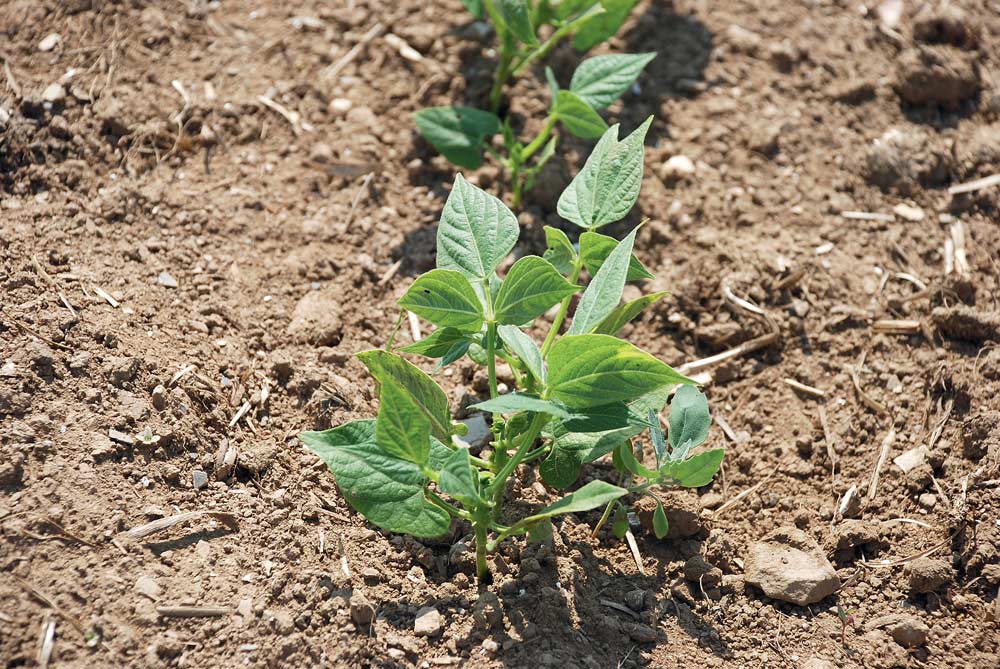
[134,575,161,599]
[192,469,208,490]
[413,606,443,636]
[624,589,646,612]
[38,33,61,51]
[150,384,167,410]
[349,592,375,626]
[157,271,178,288]
[890,615,929,647]
[744,526,840,605]
[41,83,65,104]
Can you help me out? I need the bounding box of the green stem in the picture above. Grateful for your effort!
[425,488,472,521]
[486,411,549,497]
[474,520,490,581]
[486,321,500,399]
[521,115,557,161]
[484,0,516,113]
[591,499,617,538]
[540,254,584,356]
[510,8,595,77]
[521,444,550,464]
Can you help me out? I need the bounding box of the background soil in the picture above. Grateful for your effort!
[2,1,1000,667]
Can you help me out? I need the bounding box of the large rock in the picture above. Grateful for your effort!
[744,527,840,605]
[287,291,343,346]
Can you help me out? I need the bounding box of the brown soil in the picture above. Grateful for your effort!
[2,1,999,667]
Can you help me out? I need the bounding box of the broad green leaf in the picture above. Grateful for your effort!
[299,420,450,537]
[548,334,694,408]
[545,66,560,101]
[436,340,471,369]
[593,291,668,335]
[497,324,546,383]
[375,381,431,464]
[557,117,651,229]
[497,0,537,45]
[399,269,484,332]
[357,350,452,442]
[461,0,485,18]
[528,517,553,542]
[652,501,669,539]
[540,386,670,488]
[543,225,576,275]
[561,401,651,433]
[471,393,572,418]
[400,327,468,358]
[616,440,657,478]
[567,227,637,335]
[570,52,655,110]
[494,256,579,325]
[579,230,653,281]
[572,0,640,51]
[437,174,519,280]
[520,480,627,524]
[661,448,725,487]
[668,385,711,457]
[414,107,500,169]
[554,90,608,140]
[439,447,481,507]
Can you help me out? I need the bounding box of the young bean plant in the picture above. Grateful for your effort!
[300,119,723,582]
[415,0,652,208]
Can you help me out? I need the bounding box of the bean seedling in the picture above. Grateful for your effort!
[300,120,723,581]
[415,0,653,208]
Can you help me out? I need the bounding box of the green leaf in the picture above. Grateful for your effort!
[570,52,655,110]
[557,117,651,229]
[548,334,695,408]
[494,256,579,325]
[436,340,471,369]
[375,381,431,464]
[399,327,468,358]
[439,447,481,507]
[661,448,725,487]
[579,230,653,281]
[299,420,450,537]
[357,350,452,442]
[567,227,637,335]
[561,401,650,433]
[556,0,599,20]
[554,90,608,140]
[497,0,538,45]
[527,517,553,542]
[539,386,671,488]
[470,393,572,419]
[592,291,668,335]
[668,385,711,457]
[616,440,657,478]
[437,174,519,280]
[652,501,669,539]
[461,0,485,18]
[497,324,546,383]
[543,225,577,275]
[521,480,628,524]
[414,107,501,170]
[572,0,640,51]
[399,269,484,332]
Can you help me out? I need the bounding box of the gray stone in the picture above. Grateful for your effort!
[192,469,208,490]
[349,592,375,626]
[744,527,840,605]
[157,271,178,288]
[134,575,161,600]
[413,606,442,636]
[890,615,929,647]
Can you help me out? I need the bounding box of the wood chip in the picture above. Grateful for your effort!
[156,606,231,618]
[120,511,238,541]
[782,377,827,398]
[624,529,646,576]
[948,173,1000,195]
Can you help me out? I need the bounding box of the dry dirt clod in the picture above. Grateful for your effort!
[895,46,980,110]
[744,527,840,605]
[472,591,502,630]
[864,127,952,194]
[932,306,1000,344]
[635,491,704,538]
[905,557,953,594]
[287,291,343,346]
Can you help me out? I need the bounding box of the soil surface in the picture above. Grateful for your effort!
[2,1,1000,668]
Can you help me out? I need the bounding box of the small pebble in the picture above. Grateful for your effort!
[158,271,178,288]
[38,33,61,52]
[659,155,696,181]
[192,469,208,490]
